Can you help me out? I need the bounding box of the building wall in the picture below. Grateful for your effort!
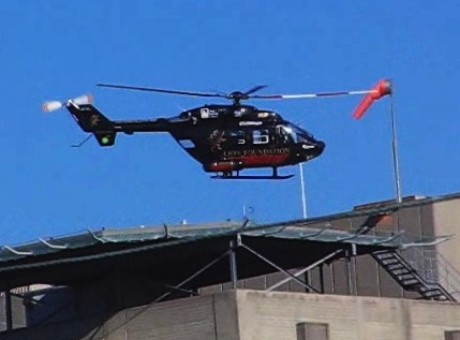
[432,199,460,263]
[3,289,460,340]
[432,199,460,300]
[236,290,460,340]
[0,291,240,340]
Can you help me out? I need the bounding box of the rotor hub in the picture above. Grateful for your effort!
[229,91,249,104]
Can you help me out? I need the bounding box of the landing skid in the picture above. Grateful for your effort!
[211,167,294,180]
[211,174,294,180]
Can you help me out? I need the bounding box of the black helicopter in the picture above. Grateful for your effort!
[43,81,391,179]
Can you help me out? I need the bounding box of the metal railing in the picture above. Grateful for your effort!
[403,246,460,299]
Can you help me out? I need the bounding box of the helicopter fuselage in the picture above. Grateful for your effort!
[67,103,325,179]
[165,104,325,175]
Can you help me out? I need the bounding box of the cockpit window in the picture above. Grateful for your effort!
[281,123,314,143]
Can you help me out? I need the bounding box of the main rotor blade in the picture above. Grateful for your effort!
[97,83,228,99]
[243,85,268,96]
[250,89,375,100]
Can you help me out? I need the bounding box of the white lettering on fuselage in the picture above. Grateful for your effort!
[239,121,263,126]
[223,147,290,158]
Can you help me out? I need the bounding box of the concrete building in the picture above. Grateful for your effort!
[3,290,460,339]
[1,193,460,339]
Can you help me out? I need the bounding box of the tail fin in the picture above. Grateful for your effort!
[67,102,117,147]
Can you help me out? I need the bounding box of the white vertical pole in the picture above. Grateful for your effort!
[390,92,402,203]
[299,164,308,218]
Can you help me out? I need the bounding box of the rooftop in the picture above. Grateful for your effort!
[0,198,448,291]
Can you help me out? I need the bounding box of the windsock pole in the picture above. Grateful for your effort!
[390,90,402,203]
[352,79,402,203]
[299,164,308,218]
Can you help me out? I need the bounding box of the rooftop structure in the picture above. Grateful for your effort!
[1,192,460,338]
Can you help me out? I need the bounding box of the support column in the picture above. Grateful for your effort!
[346,250,354,295]
[346,244,358,295]
[5,289,12,332]
[229,239,239,289]
[319,264,325,294]
[304,271,311,293]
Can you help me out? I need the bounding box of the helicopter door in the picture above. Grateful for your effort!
[252,129,270,145]
[275,125,293,144]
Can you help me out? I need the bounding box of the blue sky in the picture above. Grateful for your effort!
[1,1,459,244]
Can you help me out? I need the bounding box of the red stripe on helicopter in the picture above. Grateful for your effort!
[207,161,237,172]
[240,154,290,167]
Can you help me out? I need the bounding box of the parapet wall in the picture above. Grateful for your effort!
[236,290,460,340]
[2,290,460,340]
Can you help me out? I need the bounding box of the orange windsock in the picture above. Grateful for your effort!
[353,80,392,119]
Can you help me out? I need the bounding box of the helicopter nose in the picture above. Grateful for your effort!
[315,141,325,156]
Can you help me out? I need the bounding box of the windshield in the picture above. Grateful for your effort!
[281,123,314,143]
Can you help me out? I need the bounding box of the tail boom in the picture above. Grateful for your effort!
[66,102,171,146]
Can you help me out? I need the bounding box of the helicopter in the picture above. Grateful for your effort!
[43,80,391,180]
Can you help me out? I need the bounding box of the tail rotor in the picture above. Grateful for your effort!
[42,94,94,113]
[42,100,64,113]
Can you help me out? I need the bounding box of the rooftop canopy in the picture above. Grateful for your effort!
[0,208,445,291]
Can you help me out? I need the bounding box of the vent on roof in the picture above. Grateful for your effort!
[353,195,428,211]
